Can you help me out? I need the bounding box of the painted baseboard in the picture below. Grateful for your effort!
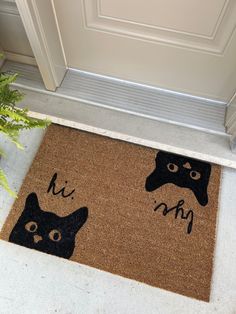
[3,60,236,168]
[5,52,37,66]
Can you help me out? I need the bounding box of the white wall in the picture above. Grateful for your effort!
[0,0,35,63]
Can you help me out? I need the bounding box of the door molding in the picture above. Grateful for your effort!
[15,0,67,91]
[84,0,236,55]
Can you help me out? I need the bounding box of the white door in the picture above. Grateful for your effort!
[53,0,236,102]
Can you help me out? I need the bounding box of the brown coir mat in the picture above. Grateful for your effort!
[0,124,221,301]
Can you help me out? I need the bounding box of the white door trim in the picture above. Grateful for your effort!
[15,0,67,91]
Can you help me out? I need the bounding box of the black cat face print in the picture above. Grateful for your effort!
[145,151,211,206]
[9,193,88,259]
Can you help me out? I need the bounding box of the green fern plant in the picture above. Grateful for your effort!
[0,65,50,197]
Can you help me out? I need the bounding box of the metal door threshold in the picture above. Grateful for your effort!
[3,60,236,169]
[3,60,226,135]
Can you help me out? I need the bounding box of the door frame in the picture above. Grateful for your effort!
[15,0,67,91]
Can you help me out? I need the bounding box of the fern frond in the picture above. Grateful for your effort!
[0,147,6,158]
[0,69,51,197]
[0,168,17,198]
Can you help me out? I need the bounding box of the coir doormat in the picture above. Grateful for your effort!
[0,124,221,301]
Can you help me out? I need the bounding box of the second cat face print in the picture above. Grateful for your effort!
[9,193,88,259]
[145,151,211,206]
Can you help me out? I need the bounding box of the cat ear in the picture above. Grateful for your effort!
[24,192,40,212]
[63,207,88,233]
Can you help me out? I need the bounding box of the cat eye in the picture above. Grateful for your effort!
[167,163,179,173]
[49,229,62,242]
[25,221,38,233]
[190,170,201,180]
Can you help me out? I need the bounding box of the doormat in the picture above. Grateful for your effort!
[0,124,221,301]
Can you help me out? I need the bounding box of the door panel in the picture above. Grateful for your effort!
[99,0,225,36]
[54,0,236,101]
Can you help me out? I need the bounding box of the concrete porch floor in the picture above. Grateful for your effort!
[0,128,235,314]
